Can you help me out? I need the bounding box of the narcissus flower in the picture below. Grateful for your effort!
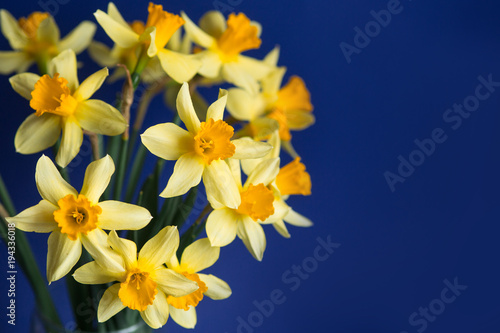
[0,9,95,74]
[206,157,290,260]
[182,10,272,94]
[241,133,313,238]
[6,155,152,283]
[9,49,127,167]
[141,82,272,209]
[94,2,200,83]
[165,238,231,329]
[227,47,315,143]
[74,227,199,329]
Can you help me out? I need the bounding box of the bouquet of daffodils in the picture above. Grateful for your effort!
[0,2,314,331]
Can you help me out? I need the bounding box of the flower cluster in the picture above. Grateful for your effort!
[0,2,314,331]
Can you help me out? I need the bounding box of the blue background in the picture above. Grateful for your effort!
[1,0,500,332]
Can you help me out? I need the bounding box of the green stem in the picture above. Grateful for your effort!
[0,174,15,216]
[124,143,148,203]
[66,249,94,331]
[113,137,129,201]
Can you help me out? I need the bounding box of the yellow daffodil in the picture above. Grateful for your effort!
[0,9,95,74]
[9,49,127,167]
[140,82,272,209]
[6,155,152,283]
[227,47,315,144]
[164,238,231,329]
[241,133,313,238]
[93,2,201,83]
[182,10,273,94]
[206,157,290,260]
[74,227,199,329]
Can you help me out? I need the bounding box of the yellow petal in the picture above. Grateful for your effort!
[157,49,201,83]
[0,9,28,49]
[206,88,227,121]
[47,231,81,283]
[203,160,240,209]
[80,228,125,274]
[226,88,264,121]
[75,99,126,136]
[88,41,116,67]
[206,208,239,247]
[15,113,61,154]
[227,158,242,189]
[262,66,286,96]
[264,45,280,67]
[6,200,57,233]
[140,290,169,329]
[0,51,30,74]
[176,82,200,134]
[107,230,137,269]
[232,138,272,160]
[237,216,266,261]
[107,2,129,27]
[180,11,216,49]
[98,284,126,322]
[36,155,77,205]
[141,123,194,161]
[142,26,158,57]
[80,155,114,203]
[285,208,313,227]
[98,201,152,230]
[94,10,138,48]
[139,226,179,268]
[58,21,96,54]
[169,305,196,329]
[285,109,315,130]
[55,116,83,168]
[160,153,204,198]
[154,267,199,297]
[245,157,280,188]
[73,261,122,284]
[198,274,232,300]
[36,16,59,45]
[272,219,290,238]
[265,198,290,224]
[74,67,108,101]
[199,10,226,38]
[197,50,222,78]
[222,62,259,95]
[237,55,273,80]
[9,72,40,99]
[181,238,219,273]
[49,49,79,91]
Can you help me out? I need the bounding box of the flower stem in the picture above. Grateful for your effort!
[0,174,15,217]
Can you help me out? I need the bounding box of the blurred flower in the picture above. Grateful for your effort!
[9,49,126,167]
[206,157,289,260]
[182,10,272,94]
[165,238,231,328]
[74,227,199,329]
[0,9,95,74]
[6,155,152,283]
[141,82,271,208]
[93,2,200,82]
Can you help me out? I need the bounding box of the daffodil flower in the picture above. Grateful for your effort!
[181,10,273,94]
[0,9,95,74]
[94,2,201,83]
[164,238,231,329]
[74,227,199,329]
[227,47,315,143]
[241,133,313,238]
[9,49,127,167]
[6,155,152,283]
[206,157,290,260]
[141,82,272,209]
